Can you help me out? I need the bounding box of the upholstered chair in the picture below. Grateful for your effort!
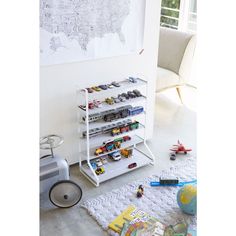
[156,27,196,103]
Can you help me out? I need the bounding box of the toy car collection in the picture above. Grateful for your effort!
[108,151,121,161]
[103,105,131,122]
[94,135,132,156]
[121,148,133,158]
[82,119,132,138]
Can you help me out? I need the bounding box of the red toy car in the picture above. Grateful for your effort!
[170,140,192,154]
[88,102,95,109]
[123,135,131,142]
[128,162,137,169]
[120,125,129,133]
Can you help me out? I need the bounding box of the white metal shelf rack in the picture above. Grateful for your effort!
[77,77,155,186]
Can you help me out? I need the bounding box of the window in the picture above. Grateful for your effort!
[160,0,197,33]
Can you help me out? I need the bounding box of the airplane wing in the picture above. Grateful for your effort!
[170,148,177,151]
[185,149,192,152]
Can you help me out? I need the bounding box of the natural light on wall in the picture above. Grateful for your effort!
[160,0,197,33]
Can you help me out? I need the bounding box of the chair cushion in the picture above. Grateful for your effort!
[158,27,193,74]
[156,67,180,92]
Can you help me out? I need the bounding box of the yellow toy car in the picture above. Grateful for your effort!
[91,86,102,92]
[105,97,114,105]
[111,127,120,136]
[95,166,105,175]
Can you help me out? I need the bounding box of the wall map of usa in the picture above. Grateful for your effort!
[40,0,146,65]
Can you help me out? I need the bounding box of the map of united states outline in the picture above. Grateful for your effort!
[40,0,131,52]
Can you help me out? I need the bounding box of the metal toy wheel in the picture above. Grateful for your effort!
[49,180,82,208]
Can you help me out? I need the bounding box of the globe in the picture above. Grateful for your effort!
[177,185,197,215]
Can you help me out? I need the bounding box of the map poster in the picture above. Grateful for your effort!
[40,0,146,66]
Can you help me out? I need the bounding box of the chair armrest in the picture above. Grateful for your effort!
[179,35,197,83]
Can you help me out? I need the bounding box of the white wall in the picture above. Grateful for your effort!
[40,0,161,164]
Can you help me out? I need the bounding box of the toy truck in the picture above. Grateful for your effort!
[121,148,133,158]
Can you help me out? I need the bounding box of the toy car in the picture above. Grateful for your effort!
[91,86,102,92]
[86,87,94,93]
[88,102,95,109]
[128,77,138,83]
[95,166,105,175]
[95,159,103,167]
[107,84,115,89]
[170,153,176,160]
[111,81,120,87]
[93,99,102,108]
[94,147,106,156]
[121,148,133,158]
[105,141,115,151]
[111,128,120,136]
[105,97,114,105]
[129,121,139,130]
[78,105,86,111]
[123,135,131,142]
[121,93,129,100]
[114,141,121,149]
[89,161,97,169]
[112,97,121,103]
[133,89,142,97]
[120,125,129,133]
[98,84,108,90]
[100,157,108,164]
[118,95,126,102]
[108,151,121,161]
[128,162,137,169]
[127,91,137,98]
[114,137,124,143]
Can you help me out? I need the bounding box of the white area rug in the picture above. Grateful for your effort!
[82,158,196,236]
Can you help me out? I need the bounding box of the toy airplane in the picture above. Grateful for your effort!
[170,140,192,154]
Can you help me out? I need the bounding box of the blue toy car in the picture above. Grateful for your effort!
[98,84,108,90]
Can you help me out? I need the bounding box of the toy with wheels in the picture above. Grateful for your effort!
[40,135,82,208]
